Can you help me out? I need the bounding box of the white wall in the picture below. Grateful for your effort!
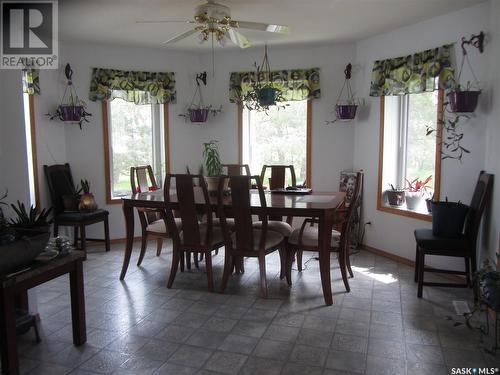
[353,2,493,268]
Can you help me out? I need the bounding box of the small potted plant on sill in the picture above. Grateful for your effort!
[385,184,406,207]
[78,179,98,212]
[202,140,223,193]
[405,175,432,211]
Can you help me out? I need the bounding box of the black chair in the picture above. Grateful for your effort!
[44,164,110,253]
[414,171,493,298]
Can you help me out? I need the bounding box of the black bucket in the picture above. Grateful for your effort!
[431,201,469,238]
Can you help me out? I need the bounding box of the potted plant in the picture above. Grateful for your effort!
[0,190,16,246]
[386,184,405,207]
[447,82,481,113]
[47,63,92,129]
[405,176,432,211]
[327,63,363,123]
[9,201,52,236]
[179,72,222,124]
[78,179,98,212]
[430,198,469,238]
[202,140,223,193]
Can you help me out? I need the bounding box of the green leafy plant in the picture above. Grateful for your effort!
[426,110,470,161]
[202,140,222,177]
[9,201,52,227]
[80,179,91,194]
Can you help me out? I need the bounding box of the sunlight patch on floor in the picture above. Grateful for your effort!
[352,266,398,284]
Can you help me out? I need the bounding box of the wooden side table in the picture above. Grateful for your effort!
[0,251,86,375]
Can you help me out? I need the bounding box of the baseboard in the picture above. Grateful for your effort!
[361,243,466,283]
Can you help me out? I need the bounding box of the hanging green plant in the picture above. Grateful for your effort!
[238,45,286,112]
[47,63,92,129]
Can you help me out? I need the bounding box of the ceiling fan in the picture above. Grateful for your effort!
[137,0,290,48]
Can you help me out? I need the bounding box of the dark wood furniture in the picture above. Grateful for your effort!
[130,165,180,265]
[287,172,363,292]
[120,189,345,305]
[260,165,297,190]
[44,164,110,253]
[222,164,251,176]
[414,171,493,298]
[218,175,286,297]
[0,251,86,375]
[164,174,225,292]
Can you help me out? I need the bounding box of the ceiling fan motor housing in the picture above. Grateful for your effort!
[195,2,231,23]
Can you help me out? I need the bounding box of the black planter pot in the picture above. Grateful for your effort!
[0,232,50,275]
[257,87,278,107]
[189,108,209,123]
[447,91,480,113]
[335,104,358,121]
[480,272,500,311]
[431,201,469,238]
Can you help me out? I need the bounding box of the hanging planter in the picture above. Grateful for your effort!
[327,63,362,124]
[47,63,92,129]
[448,32,484,113]
[239,45,285,112]
[179,72,222,124]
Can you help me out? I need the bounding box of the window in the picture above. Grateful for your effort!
[103,94,169,203]
[377,90,443,220]
[241,100,311,186]
[22,93,39,207]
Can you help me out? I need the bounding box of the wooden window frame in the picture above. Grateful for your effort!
[238,99,312,187]
[102,101,170,204]
[377,90,443,222]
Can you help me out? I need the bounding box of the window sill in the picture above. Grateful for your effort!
[377,202,432,222]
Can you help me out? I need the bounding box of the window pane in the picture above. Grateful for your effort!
[406,91,438,192]
[109,98,153,197]
[243,100,307,185]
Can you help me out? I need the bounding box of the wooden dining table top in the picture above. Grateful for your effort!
[122,189,346,216]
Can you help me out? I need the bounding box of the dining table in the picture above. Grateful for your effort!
[120,189,345,306]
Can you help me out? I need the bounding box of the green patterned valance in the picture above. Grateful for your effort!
[229,67,320,103]
[370,44,455,97]
[89,68,176,104]
[22,69,40,95]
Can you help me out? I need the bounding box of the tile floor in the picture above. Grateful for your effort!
[15,241,500,374]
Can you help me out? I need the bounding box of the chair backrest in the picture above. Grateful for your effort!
[339,171,363,249]
[164,174,212,248]
[218,175,268,253]
[130,165,158,194]
[222,164,251,176]
[260,165,297,190]
[464,171,493,244]
[44,163,76,214]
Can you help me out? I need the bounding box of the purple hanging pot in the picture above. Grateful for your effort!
[257,87,278,107]
[335,104,358,121]
[59,105,85,122]
[189,108,209,123]
[447,91,480,113]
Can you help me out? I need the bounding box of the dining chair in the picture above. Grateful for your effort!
[414,171,493,298]
[218,175,286,298]
[287,171,364,292]
[164,174,225,292]
[254,165,296,266]
[130,165,181,266]
[44,163,110,254]
[222,164,251,176]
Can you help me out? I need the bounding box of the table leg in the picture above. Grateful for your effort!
[70,259,86,346]
[120,201,135,280]
[318,211,334,306]
[0,284,19,374]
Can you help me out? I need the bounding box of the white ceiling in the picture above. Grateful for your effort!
[60,0,484,50]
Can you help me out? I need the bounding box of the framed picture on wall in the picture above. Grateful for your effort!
[340,171,358,207]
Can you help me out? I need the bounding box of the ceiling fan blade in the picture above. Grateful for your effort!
[235,21,289,34]
[136,20,194,24]
[228,28,251,49]
[163,29,198,45]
